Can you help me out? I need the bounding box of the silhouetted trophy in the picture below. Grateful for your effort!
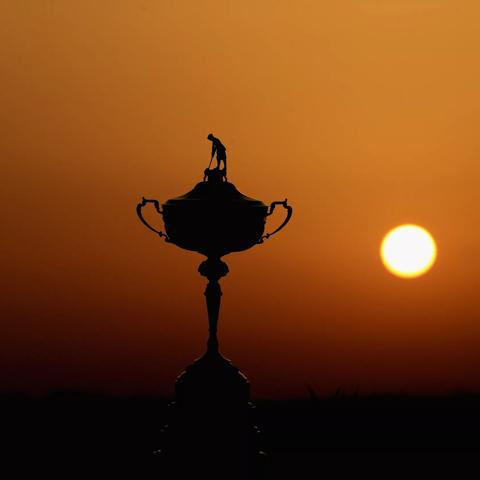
[136,144,292,479]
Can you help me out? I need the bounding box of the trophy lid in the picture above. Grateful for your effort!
[164,170,266,208]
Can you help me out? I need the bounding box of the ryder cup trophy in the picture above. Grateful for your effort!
[136,135,292,479]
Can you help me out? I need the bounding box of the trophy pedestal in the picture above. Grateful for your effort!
[158,350,265,479]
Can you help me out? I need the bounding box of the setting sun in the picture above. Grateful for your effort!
[381,225,437,278]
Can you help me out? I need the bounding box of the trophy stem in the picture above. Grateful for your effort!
[205,279,221,352]
[198,257,229,354]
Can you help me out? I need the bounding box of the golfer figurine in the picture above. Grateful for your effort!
[205,133,227,182]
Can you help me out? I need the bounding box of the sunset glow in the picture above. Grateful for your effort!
[2,1,480,398]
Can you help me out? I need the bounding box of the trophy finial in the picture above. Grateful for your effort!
[204,133,227,182]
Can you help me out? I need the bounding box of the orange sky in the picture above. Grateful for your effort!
[1,0,480,398]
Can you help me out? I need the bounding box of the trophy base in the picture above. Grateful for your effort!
[156,350,266,479]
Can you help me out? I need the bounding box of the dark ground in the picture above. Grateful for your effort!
[2,392,479,477]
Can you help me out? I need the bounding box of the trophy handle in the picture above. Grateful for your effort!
[260,199,292,242]
[136,197,169,240]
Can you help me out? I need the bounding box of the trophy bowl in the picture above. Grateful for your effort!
[137,170,292,258]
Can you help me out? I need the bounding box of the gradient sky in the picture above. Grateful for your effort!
[1,1,480,398]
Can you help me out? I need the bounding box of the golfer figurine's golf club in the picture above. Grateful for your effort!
[136,135,292,479]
